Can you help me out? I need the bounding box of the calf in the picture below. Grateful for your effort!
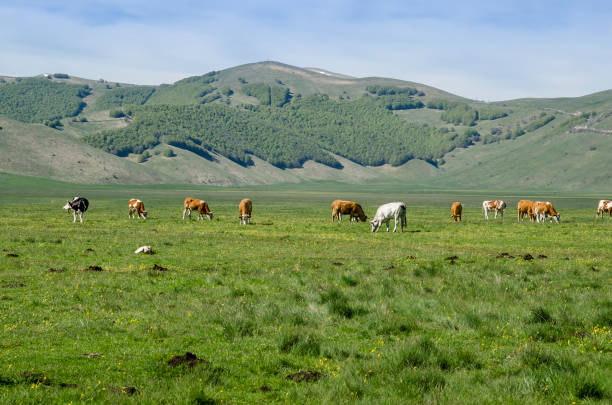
[482,200,506,220]
[517,200,535,222]
[63,197,89,223]
[238,198,252,225]
[183,198,213,220]
[370,202,406,233]
[450,202,462,222]
[596,200,611,218]
[128,199,147,219]
[331,200,367,222]
[533,201,560,223]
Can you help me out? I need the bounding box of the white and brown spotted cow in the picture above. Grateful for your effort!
[63,197,89,223]
[238,198,252,225]
[128,199,147,219]
[183,198,213,221]
[533,201,560,223]
[596,200,611,218]
[482,200,506,220]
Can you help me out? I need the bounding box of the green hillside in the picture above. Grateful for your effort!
[0,61,610,191]
[0,77,90,125]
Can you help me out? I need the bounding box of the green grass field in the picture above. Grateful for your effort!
[0,178,610,403]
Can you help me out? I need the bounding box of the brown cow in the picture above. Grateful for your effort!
[183,198,213,220]
[331,200,367,222]
[128,199,147,219]
[533,201,560,223]
[450,202,462,222]
[517,200,535,222]
[596,200,612,218]
[238,198,252,225]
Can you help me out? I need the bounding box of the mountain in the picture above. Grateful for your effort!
[0,62,610,191]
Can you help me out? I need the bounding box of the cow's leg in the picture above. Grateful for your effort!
[483,209,488,220]
[182,208,187,220]
[73,211,77,223]
[78,211,83,223]
[392,215,398,232]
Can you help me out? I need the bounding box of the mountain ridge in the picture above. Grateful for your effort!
[0,61,610,191]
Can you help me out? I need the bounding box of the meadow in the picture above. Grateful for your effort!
[0,178,610,404]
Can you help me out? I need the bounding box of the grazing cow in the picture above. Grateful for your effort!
[482,200,506,220]
[596,200,612,218]
[370,202,406,233]
[128,199,147,219]
[517,200,536,222]
[183,198,213,220]
[533,201,560,223]
[331,200,367,223]
[63,197,89,223]
[238,198,252,225]
[450,202,462,222]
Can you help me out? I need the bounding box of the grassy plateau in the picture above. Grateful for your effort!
[0,176,610,404]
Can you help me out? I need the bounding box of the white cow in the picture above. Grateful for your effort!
[370,202,407,233]
[482,200,506,220]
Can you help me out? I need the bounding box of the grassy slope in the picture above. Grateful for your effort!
[0,63,610,191]
[0,181,610,403]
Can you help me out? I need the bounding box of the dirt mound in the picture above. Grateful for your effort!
[107,385,140,395]
[6,253,18,258]
[3,283,25,288]
[445,255,458,264]
[537,254,548,259]
[286,370,323,382]
[84,265,103,271]
[81,353,102,358]
[522,254,534,261]
[48,268,65,273]
[496,252,514,259]
[332,262,343,266]
[151,264,168,271]
[167,352,205,368]
[85,248,94,252]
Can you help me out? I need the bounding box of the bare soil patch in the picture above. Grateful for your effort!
[151,264,168,271]
[48,268,65,273]
[167,352,205,368]
[496,252,514,259]
[107,385,140,395]
[286,370,324,382]
[84,265,103,272]
[6,253,18,257]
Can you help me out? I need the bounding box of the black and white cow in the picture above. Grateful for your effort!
[63,197,89,223]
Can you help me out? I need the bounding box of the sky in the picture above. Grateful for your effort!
[1,0,611,101]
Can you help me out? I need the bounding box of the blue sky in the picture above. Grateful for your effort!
[1,1,611,100]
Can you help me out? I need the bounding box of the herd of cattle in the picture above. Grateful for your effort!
[62,196,612,231]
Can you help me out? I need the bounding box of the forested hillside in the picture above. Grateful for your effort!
[1,61,610,190]
[83,93,484,169]
[0,77,90,125]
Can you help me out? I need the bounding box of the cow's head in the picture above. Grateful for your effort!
[207,212,213,221]
[63,201,72,211]
[553,213,560,223]
[370,219,380,232]
[240,214,250,224]
[141,210,148,219]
